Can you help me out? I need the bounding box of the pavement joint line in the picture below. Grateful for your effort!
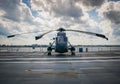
[79,67,104,70]
[0,56,120,61]
[25,69,54,72]
[0,59,120,63]
[25,67,104,71]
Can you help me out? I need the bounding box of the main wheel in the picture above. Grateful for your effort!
[48,52,51,56]
[71,47,75,56]
[71,52,75,56]
[71,47,75,51]
[47,47,52,56]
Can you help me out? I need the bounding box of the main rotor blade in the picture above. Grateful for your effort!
[7,35,16,38]
[35,30,54,40]
[7,31,42,38]
[66,29,108,40]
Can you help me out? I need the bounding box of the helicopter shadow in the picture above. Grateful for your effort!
[53,53,75,58]
[43,51,76,58]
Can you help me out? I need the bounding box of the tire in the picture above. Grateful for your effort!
[48,52,51,56]
[71,52,75,56]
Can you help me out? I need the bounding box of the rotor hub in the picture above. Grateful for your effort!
[57,28,66,32]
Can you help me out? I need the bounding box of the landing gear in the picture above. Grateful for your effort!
[48,52,51,56]
[71,51,75,56]
[70,47,75,56]
[47,47,52,56]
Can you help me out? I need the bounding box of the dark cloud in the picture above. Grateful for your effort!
[51,0,83,18]
[0,0,21,21]
[98,1,120,24]
[31,0,106,24]
[98,1,120,37]
[82,0,105,8]
[0,0,33,23]
[31,0,84,19]
[103,10,120,24]
[0,0,36,37]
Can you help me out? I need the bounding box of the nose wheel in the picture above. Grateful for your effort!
[70,47,75,56]
[71,52,75,56]
[48,52,51,55]
[47,47,52,56]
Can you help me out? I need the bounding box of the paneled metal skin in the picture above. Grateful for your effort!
[55,32,68,53]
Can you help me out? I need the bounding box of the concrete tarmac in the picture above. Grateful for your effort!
[0,51,120,84]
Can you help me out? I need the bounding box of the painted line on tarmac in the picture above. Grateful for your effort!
[79,67,104,70]
[0,56,120,61]
[0,59,120,63]
[25,67,104,72]
[25,69,54,72]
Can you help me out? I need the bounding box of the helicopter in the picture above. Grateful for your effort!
[7,28,108,55]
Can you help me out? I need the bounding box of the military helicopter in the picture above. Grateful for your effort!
[7,28,108,55]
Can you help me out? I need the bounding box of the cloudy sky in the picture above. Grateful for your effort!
[0,0,120,45]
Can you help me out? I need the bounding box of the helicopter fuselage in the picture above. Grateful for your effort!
[55,32,68,53]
